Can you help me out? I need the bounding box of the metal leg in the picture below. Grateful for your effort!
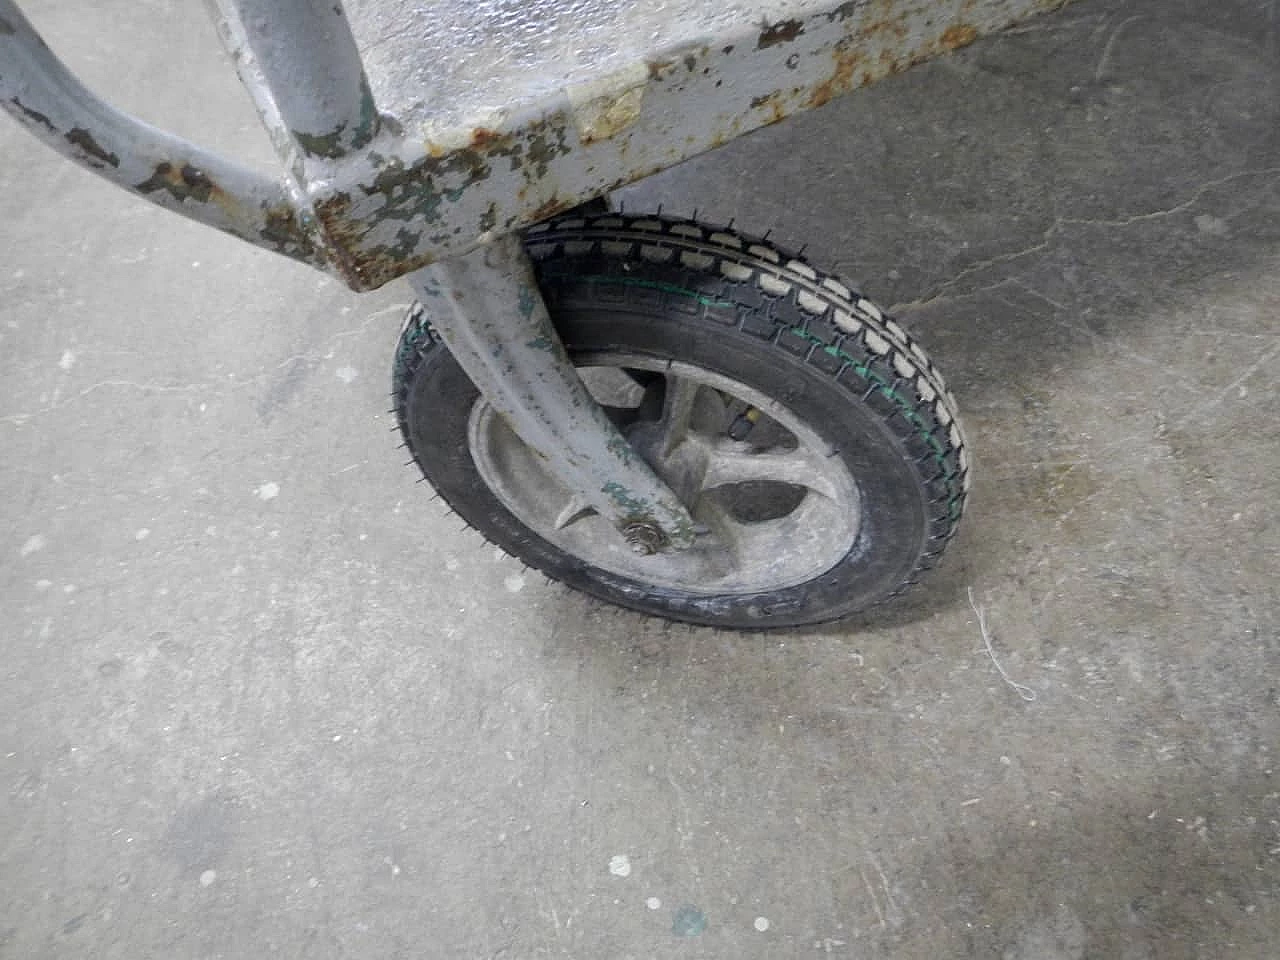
[207,0,379,161]
[0,0,319,266]
[406,235,698,552]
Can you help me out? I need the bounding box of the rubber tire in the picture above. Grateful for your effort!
[393,214,970,629]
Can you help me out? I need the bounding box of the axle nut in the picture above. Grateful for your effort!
[622,521,666,556]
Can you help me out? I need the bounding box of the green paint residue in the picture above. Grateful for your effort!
[672,905,707,937]
[606,432,635,466]
[517,285,537,319]
[394,316,433,378]
[582,276,736,309]
[601,481,648,517]
[785,327,962,521]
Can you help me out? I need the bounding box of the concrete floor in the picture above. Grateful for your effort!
[2,0,1278,957]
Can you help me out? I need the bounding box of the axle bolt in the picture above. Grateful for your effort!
[623,521,665,556]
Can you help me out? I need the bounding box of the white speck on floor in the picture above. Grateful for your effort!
[646,897,661,910]
[336,365,358,384]
[504,574,526,593]
[135,528,150,541]
[755,917,770,932]
[308,877,320,888]
[1194,213,1230,237]
[445,558,460,571]
[35,580,52,590]
[257,482,280,501]
[19,534,46,558]
[59,350,75,370]
[608,854,632,878]
[199,870,217,887]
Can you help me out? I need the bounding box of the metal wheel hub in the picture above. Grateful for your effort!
[468,355,862,595]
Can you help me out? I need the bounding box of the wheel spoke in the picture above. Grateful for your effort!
[655,374,704,457]
[690,498,745,573]
[553,494,596,530]
[700,442,841,501]
[466,355,862,598]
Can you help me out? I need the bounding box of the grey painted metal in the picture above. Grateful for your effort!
[0,0,320,267]
[295,0,1075,290]
[0,0,1070,290]
[407,236,699,550]
[206,0,380,165]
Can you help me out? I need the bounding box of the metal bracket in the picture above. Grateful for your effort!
[0,0,320,267]
[3,0,1070,290]
[406,235,698,550]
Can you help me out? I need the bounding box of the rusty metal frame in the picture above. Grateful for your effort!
[0,0,320,267]
[1,0,1069,551]
[2,0,1070,293]
[408,236,699,549]
[215,0,1071,292]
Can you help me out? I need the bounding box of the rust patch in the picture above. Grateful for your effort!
[940,23,979,50]
[529,195,572,223]
[65,128,119,168]
[858,15,909,42]
[470,127,515,151]
[757,18,804,50]
[312,189,434,291]
[807,42,864,109]
[259,204,321,263]
[135,162,216,203]
[647,58,677,81]
[749,91,788,124]
[309,113,579,289]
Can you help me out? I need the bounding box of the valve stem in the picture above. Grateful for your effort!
[727,406,761,441]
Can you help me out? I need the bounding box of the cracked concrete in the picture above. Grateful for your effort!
[3,0,1279,958]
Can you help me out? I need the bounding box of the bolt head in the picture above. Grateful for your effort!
[622,521,665,556]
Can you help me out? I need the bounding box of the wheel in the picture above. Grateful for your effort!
[392,213,969,628]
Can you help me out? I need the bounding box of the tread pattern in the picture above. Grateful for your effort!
[393,213,970,622]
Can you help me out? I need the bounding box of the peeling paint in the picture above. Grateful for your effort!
[757,18,805,49]
[750,90,789,124]
[940,23,980,49]
[293,126,348,159]
[566,63,649,144]
[8,97,55,133]
[807,40,864,108]
[259,204,320,262]
[135,162,216,203]
[65,127,118,168]
[1,0,1073,292]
